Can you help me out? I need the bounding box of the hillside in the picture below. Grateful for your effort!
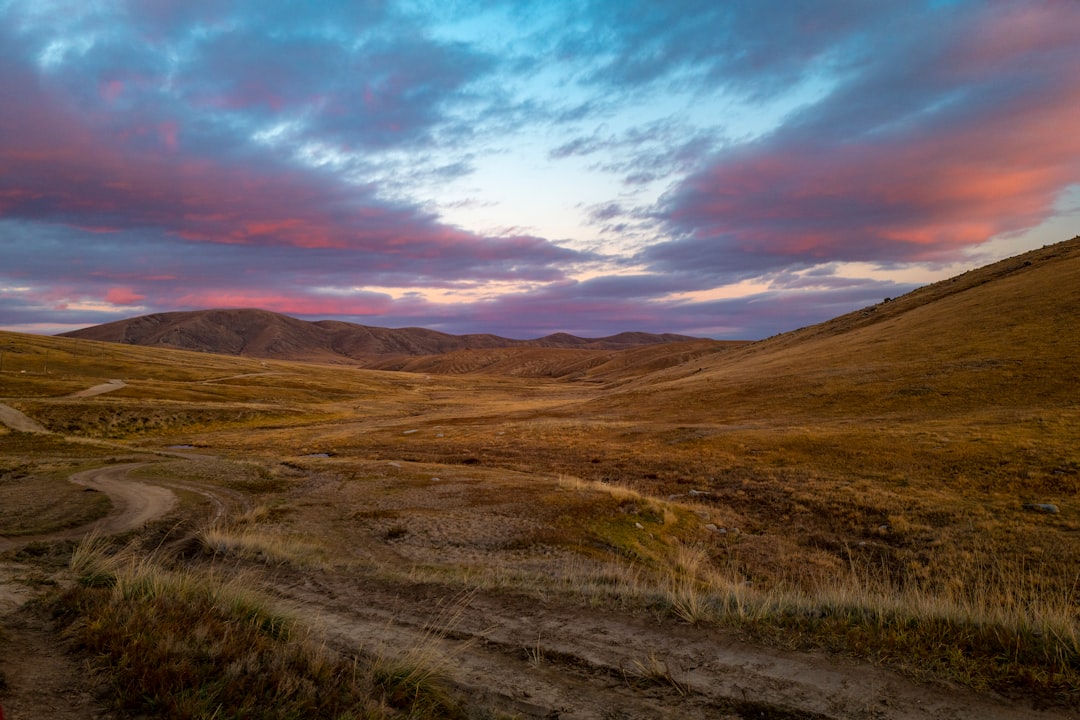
[593,236,1080,421]
[59,308,699,364]
[364,338,742,380]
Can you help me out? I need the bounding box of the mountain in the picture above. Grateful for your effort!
[59,308,701,365]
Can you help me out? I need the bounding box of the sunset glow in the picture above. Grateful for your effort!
[1,1,1077,338]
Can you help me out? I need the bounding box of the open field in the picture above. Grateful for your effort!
[1,239,1078,718]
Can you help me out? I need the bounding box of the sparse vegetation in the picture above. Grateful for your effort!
[2,239,1078,715]
[198,522,328,567]
[48,537,466,719]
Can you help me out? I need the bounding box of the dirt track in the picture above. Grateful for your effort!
[65,379,126,398]
[0,460,242,719]
[0,403,47,433]
[0,463,176,553]
[274,574,1068,720]
[0,462,178,719]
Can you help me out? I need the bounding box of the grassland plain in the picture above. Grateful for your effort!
[0,238,1077,718]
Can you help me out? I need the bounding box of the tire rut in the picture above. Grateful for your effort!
[269,575,1067,720]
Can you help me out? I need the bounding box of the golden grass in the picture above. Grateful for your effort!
[198,521,328,567]
[3,238,1079,707]
[52,536,467,719]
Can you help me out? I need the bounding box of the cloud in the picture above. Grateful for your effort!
[1,1,1076,343]
[103,287,146,305]
[558,0,889,99]
[181,29,493,150]
[646,1,1080,279]
[0,27,583,287]
[0,215,910,339]
[368,270,913,339]
[552,118,719,188]
[0,222,579,317]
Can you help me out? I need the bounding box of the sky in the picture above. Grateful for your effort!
[1,0,1078,340]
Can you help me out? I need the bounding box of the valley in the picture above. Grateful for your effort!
[0,238,1078,719]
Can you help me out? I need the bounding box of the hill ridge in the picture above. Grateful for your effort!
[59,308,701,364]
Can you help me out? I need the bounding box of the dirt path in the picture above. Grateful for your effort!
[68,464,178,536]
[0,464,177,554]
[0,613,116,720]
[65,379,126,398]
[0,403,47,433]
[155,478,251,524]
[0,460,246,719]
[0,463,251,554]
[0,463,179,719]
[274,575,1070,720]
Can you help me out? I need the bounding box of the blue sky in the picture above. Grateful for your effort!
[1,0,1077,339]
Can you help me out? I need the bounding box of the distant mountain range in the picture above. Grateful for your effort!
[59,309,700,364]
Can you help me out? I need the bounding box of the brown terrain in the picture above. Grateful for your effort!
[1,237,1078,719]
[60,308,701,366]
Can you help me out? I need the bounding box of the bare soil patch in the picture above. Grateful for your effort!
[66,379,126,398]
[0,404,47,434]
[0,611,115,720]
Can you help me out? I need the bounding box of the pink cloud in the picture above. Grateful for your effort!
[158,121,178,151]
[100,80,125,102]
[658,4,1080,272]
[105,287,146,305]
[175,291,393,317]
[945,2,1077,78]
[0,58,576,283]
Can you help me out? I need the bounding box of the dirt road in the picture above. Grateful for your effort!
[0,403,47,433]
[0,462,178,719]
[0,460,246,719]
[0,463,177,553]
[65,379,126,398]
[275,574,1070,720]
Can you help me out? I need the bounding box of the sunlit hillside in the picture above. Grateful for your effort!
[601,237,1080,421]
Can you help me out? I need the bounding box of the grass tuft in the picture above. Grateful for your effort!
[370,592,473,720]
[51,539,467,719]
[197,523,328,567]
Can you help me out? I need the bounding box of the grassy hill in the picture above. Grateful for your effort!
[601,237,1080,420]
[59,307,699,364]
[364,338,741,380]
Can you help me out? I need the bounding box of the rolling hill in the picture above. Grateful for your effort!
[593,235,1080,421]
[59,308,699,364]
[362,338,744,380]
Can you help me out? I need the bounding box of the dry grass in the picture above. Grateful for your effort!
[3,239,1079,708]
[368,592,474,720]
[626,651,691,696]
[49,536,467,719]
[198,521,328,567]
